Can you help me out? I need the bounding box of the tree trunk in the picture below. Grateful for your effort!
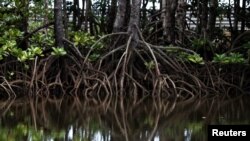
[17,0,29,49]
[196,0,201,33]
[227,0,233,40]
[208,0,218,39]
[87,0,95,35]
[161,0,166,37]
[84,0,88,32]
[233,0,239,40]
[84,0,91,32]
[159,0,162,10]
[54,0,65,47]
[201,0,208,38]
[241,0,246,33]
[128,0,141,37]
[152,0,156,11]
[73,0,79,30]
[100,0,107,33]
[77,0,85,30]
[123,0,131,28]
[162,0,178,44]
[113,0,126,32]
[107,0,117,33]
[44,0,49,24]
[176,0,187,44]
[126,0,141,75]
[141,0,148,28]
[63,0,68,38]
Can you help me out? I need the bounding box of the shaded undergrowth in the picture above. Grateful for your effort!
[0,29,250,101]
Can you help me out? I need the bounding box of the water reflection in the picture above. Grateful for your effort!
[1,95,250,141]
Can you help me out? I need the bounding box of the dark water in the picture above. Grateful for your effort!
[1,95,250,141]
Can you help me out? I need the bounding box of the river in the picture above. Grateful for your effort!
[1,95,250,141]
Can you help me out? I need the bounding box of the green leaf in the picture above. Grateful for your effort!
[51,47,67,56]
[187,54,204,64]
[73,35,81,46]
[89,53,100,61]
[212,53,245,64]
[17,51,28,62]
[144,60,156,69]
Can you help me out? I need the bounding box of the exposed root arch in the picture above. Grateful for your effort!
[1,26,250,103]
